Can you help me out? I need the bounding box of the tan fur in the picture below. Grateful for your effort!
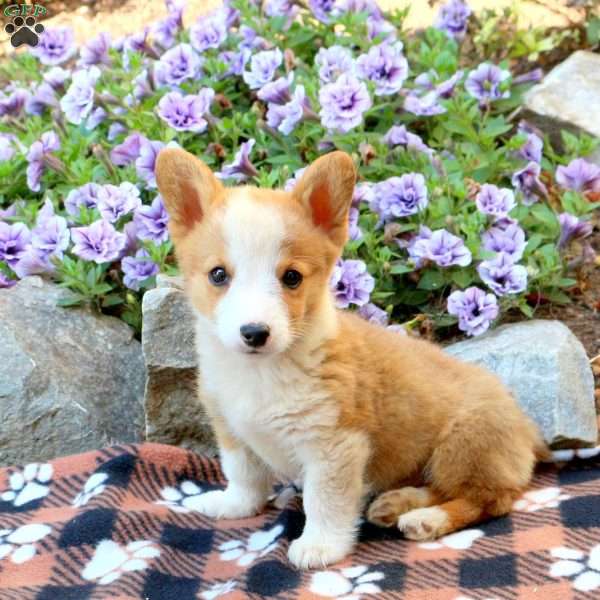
[156,147,546,568]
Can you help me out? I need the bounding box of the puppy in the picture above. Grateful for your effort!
[155,148,545,570]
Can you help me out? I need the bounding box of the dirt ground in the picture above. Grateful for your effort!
[4,0,584,50]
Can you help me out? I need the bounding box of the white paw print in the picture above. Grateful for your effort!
[201,580,237,599]
[219,524,283,567]
[310,565,385,599]
[0,524,52,564]
[419,529,485,551]
[1,463,53,508]
[550,545,600,592]
[73,472,108,507]
[513,487,570,512]
[82,539,160,585]
[155,480,205,513]
[551,446,600,462]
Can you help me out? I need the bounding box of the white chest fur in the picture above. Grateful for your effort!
[195,321,339,480]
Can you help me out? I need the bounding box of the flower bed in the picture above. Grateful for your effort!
[0,0,598,336]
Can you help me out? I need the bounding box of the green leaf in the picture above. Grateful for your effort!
[451,269,473,288]
[417,270,445,291]
[389,262,414,275]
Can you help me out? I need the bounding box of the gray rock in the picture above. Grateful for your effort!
[446,320,597,447]
[141,279,216,455]
[523,51,600,149]
[0,277,145,467]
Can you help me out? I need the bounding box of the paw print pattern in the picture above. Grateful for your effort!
[310,565,385,599]
[4,16,44,48]
[73,472,108,508]
[82,540,160,585]
[155,480,205,513]
[1,463,52,509]
[200,580,237,599]
[550,545,600,592]
[219,524,283,567]
[0,524,52,564]
[419,529,485,551]
[513,487,570,512]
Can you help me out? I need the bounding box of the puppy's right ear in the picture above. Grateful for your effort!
[155,148,223,243]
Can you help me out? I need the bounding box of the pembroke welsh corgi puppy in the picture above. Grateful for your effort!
[156,148,546,570]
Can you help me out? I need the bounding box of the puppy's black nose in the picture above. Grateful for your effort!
[240,323,270,348]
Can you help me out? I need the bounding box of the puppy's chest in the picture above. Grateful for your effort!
[206,360,335,478]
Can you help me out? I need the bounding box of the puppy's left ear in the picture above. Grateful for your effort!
[292,151,356,247]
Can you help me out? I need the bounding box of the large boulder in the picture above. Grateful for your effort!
[446,320,597,447]
[523,51,600,153]
[141,275,216,455]
[0,277,145,467]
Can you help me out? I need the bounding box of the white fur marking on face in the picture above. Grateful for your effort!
[215,190,291,354]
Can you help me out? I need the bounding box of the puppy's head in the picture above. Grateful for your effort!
[156,148,356,356]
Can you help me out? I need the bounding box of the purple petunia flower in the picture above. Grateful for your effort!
[358,302,388,326]
[136,139,179,188]
[309,0,336,23]
[367,17,397,42]
[555,158,600,194]
[219,48,251,78]
[371,173,428,224]
[71,219,127,264]
[465,63,510,104]
[157,89,214,133]
[97,182,141,223]
[25,82,58,116]
[319,74,372,132]
[31,27,76,65]
[110,132,148,167]
[0,88,29,117]
[264,0,299,28]
[0,134,16,162]
[519,132,543,164]
[421,228,472,267]
[217,139,258,182]
[79,32,111,67]
[481,221,526,261]
[348,207,363,241]
[258,73,294,104]
[60,66,101,125]
[404,91,446,116]
[283,167,307,192]
[478,253,527,296]
[239,25,268,51]
[330,258,375,308]
[475,184,516,219]
[447,286,498,336]
[335,0,382,19]
[151,15,180,50]
[352,182,374,207]
[315,46,355,84]
[43,67,71,89]
[435,0,471,39]
[0,222,30,268]
[26,130,61,192]
[383,125,432,156]
[153,43,202,88]
[64,182,104,216]
[513,68,543,85]
[356,42,408,96]
[134,194,170,244]
[243,48,283,89]
[190,14,228,53]
[121,249,159,291]
[511,161,548,205]
[266,85,312,135]
[108,123,127,142]
[0,271,16,288]
[85,107,107,131]
[558,213,593,249]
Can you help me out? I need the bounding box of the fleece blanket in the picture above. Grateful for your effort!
[1,444,600,600]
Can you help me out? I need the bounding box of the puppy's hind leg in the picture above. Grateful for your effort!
[367,486,440,528]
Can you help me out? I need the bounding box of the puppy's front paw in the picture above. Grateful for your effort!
[189,490,261,520]
[288,532,353,569]
[397,507,449,541]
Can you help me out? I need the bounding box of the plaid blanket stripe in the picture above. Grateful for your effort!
[0,443,599,600]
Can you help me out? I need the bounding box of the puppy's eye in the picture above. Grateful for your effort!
[282,269,303,289]
[209,267,229,286]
